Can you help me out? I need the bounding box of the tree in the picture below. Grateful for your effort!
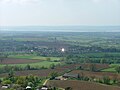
[8,70,16,83]
[0,53,8,63]
[46,57,51,61]
[79,72,84,80]
[49,72,58,80]
[76,66,83,70]
[50,64,55,69]
[16,77,28,87]
[2,80,12,85]
[77,74,80,79]
[0,79,2,84]
[103,76,110,85]
[115,66,120,73]
[0,57,3,63]
[89,64,96,72]
[100,59,105,64]
[25,64,31,70]
[8,70,14,78]
[112,74,118,84]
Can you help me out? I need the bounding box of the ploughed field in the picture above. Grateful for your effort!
[69,70,120,80]
[0,68,64,77]
[0,63,110,77]
[0,58,60,68]
[77,63,109,71]
[46,80,120,90]
[0,64,77,77]
[56,63,109,70]
[0,58,41,64]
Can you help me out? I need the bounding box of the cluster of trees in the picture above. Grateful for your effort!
[67,46,120,55]
[0,71,62,90]
[0,53,8,63]
[0,63,57,74]
[65,54,120,64]
[0,72,44,90]
[76,64,97,72]
[49,72,59,80]
[69,73,119,85]
[115,66,120,73]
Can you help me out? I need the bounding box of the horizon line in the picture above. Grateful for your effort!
[0,25,120,27]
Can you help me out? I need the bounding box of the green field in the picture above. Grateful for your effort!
[0,54,61,69]
[110,64,120,67]
[78,52,120,58]
[8,54,61,61]
[0,61,60,68]
[101,64,120,72]
[101,67,116,72]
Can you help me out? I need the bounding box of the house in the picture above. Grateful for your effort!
[63,73,79,78]
[55,76,67,80]
[26,86,32,90]
[40,85,48,90]
[1,84,10,89]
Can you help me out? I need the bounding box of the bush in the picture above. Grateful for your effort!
[49,72,58,80]
[103,76,110,85]
[2,80,12,85]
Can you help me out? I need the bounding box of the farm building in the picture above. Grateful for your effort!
[1,84,10,89]
[55,76,67,80]
[40,85,48,90]
[26,86,32,90]
[63,73,79,78]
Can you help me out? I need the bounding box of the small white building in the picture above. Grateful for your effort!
[1,84,10,89]
[41,86,48,90]
[26,86,32,90]
[55,76,67,80]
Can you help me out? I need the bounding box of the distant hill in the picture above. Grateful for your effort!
[0,26,120,32]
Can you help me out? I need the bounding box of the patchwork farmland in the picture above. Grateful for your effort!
[0,31,120,90]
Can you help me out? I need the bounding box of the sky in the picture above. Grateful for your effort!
[0,0,120,26]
